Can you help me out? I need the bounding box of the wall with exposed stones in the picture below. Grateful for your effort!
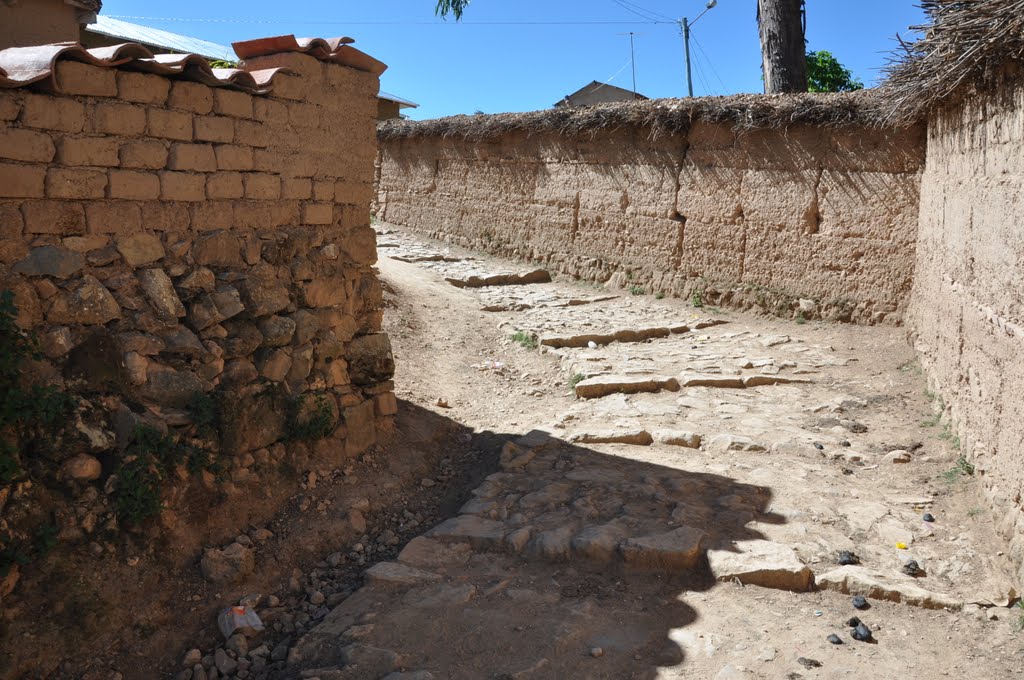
[909,65,1024,585]
[376,120,925,324]
[0,47,395,558]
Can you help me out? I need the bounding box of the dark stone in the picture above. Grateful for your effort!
[851,623,873,642]
[852,595,869,610]
[13,245,85,279]
[922,513,935,523]
[220,389,288,453]
[347,334,395,385]
[63,330,130,394]
[902,560,921,577]
[813,442,824,450]
[846,616,861,628]
[826,634,843,645]
[141,369,206,408]
[837,550,860,566]
[797,658,822,669]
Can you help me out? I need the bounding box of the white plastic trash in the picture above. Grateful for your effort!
[218,605,265,639]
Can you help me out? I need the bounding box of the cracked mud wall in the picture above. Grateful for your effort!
[377,120,924,324]
[909,65,1024,585]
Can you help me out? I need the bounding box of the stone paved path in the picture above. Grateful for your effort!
[281,225,1022,680]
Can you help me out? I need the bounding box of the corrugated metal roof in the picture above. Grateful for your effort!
[86,16,233,61]
[379,91,418,109]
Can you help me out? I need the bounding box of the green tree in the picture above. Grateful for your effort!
[806,50,863,92]
[436,0,470,19]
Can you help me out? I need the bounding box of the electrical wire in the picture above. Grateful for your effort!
[107,14,665,26]
[690,33,729,94]
[611,0,674,24]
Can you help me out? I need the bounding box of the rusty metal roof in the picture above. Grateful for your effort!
[0,34,386,95]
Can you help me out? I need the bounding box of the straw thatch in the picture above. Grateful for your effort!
[882,0,1024,122]
[378,90,898,142]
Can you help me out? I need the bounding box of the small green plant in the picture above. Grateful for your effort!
[1015,600,1024,631]
[691,288,704,308]
[568,373,586,389]
[629,285,646,296]
[208,58,240,69]
[0,290,75,482]
[625,271,634,281]
[795,312,807,325]
[286,394,335,441]
[941,455,975,485]
[967,506,985,518]
[115,425,217,523]
[900,359,924,376]
[187,391,219,439]
[511,331,538,350]
[655,292,665,300]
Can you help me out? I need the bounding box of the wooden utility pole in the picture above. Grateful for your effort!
[757,0,807,93]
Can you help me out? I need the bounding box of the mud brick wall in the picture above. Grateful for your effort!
[376,121,925,324]
[909,66,1024,585]
[0,52,394,533]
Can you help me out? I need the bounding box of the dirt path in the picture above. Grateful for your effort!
[278,225,1022,680]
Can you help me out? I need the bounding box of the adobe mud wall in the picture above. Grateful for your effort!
[0,47,394,578]
[376,120,925,324]
[909,66,1024,585]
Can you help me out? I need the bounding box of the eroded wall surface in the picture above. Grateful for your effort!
[910,71,1024,584]
[0,50,394,549]
[377,121,925,323]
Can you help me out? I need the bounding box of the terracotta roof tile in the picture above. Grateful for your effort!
[0,33,382,95]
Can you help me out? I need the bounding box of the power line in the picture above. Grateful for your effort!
[690,33,728,94]
[610,0,674,24]
[107,14,665,26]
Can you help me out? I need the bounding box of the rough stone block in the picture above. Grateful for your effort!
[108,170,160,200]
[168,143,217,172]
[192,230,243,267]
[194,115,234,143]
[281,177,312,200]
[707,540,814,592]
[117,71,170,104]
[46,167,107,199]
[344,399,377,457]
[190,201,233,231]
[243,173,281,200]
[21,199,83,233]
[215,145,254,171]
[92,102,146,136]
[206,172,244,199]
[116,232,164,266]
[234,119,269,147]
[168,81,213,114]
[120,139,168,169]
[214,89,254,119]
[141,201,189,231]
[302,202,334,225]
[86,201,142,235]
[0,163,45,198]
[620,526,706,570]
[19,94,85,133]
[147,108,193,141]
[160,172,206,201]
[0,128,56,163]
[347,334,395,385]
[54,61,117,97]
[58,136,119,167]
[0,202,24,237]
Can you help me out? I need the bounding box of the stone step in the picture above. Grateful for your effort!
[445,268,552,288]
[815,565,962,610]
[539,325,689,349]
[708,540,814,592]
[574,374,681,399]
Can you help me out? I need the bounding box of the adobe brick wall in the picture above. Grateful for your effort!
[376,121,925,324]
[0,51,394,542]
[909,65,1024,586]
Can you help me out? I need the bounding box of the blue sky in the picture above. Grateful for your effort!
[100,1,927,120]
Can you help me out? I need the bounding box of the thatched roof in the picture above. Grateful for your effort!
[882,0,1024,122]
[378,90,900,142]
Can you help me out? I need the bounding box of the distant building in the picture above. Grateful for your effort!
[378,91,419,121]
[81,15,233,61]
[0,0,100,49]
[554,81,648,108]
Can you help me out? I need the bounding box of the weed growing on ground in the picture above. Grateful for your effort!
[967,506,985,518]
[655,292,665,300]
[1015,601,1024,631]
[511,331,538,350]
[286,394,335,441]
[629,285,646,296]
[187,391,219,439]
[568,373,586,389]
[691,289,704,308]
[941,455,975,485]
[0,290,75,482]
[795,312,807,325]
[900,359,924,376]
